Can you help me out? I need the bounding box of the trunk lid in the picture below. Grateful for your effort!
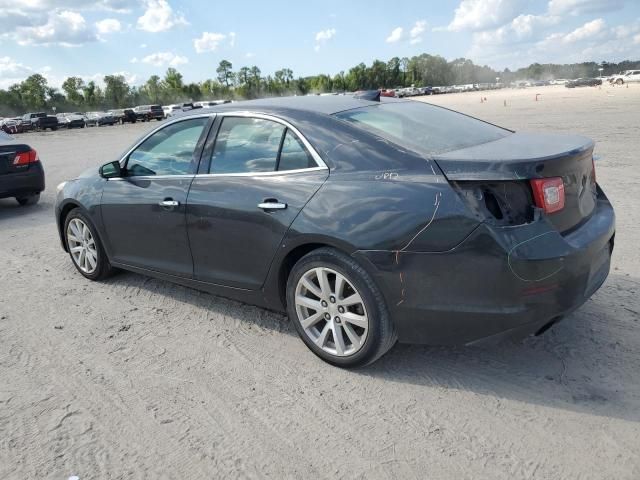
[435,132,597,233]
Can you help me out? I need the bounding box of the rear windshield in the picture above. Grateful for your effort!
[334,101,510,155]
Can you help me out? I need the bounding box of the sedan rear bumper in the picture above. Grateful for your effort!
[356,187,615,345]
[0,161,45,199]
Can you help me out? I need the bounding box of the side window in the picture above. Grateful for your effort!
[278,129,316,171]
[126,117,208,176]
[210,117,285,174]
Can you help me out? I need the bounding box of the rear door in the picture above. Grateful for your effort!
[186,114,328,290]
[100,115,212,277]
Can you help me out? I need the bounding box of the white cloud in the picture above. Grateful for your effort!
[136,0,187,33]
[15,10,98,47]
[141,51,188,67]
[562,18,606,42]
[95,18,121,34]
[140,43,147,48]
[447,0,527,32]
[410,20,427,38]
[386,27,403,43]
[548,0,624,16]
[229,31,236,47]
[245,52,255,58]
[130,57,139,63]
[409,20,427,44]
[635,33,640,44]
[314,28,336,51]
[193,32,227,53]
[0,56,36,88]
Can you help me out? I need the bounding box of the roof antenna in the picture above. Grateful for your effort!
[353,90,381,101]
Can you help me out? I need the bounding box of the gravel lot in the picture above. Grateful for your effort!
[1,85,639,479]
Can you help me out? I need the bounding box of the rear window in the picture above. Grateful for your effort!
[334,101,510,155]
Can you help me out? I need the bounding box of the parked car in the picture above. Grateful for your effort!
[0,118,23,134]
[195,100,231,108]
[85,112,116,127]
[565,78,602,88]
[108,109,137,124]
[609,70,640,85]
[165,103,197,118]
[22,112,58,131]
[54,95,614,367]
[56,112,86,129]
[134,105,164,121]
[418,86,433,95]
[379,89,396,97]
[1,131,45,205]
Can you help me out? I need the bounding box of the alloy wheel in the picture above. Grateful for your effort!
[294,267,369,357]
[67,218,98,274]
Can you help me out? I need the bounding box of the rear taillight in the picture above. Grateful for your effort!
[13,149,39,166]
[530,177,565,214]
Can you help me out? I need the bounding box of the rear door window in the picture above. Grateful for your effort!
[278,129,316,171]
[209,117,285,174]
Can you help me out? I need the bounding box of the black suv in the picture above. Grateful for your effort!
[133,105,164,122]
[22,112,58,131]
[108,109,138,124]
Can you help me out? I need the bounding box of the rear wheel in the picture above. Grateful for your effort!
[286,248,396,367]
[64,210,114,280]
[16,193,40,206]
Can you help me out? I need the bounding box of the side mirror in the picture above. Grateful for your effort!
[99,160,123,179]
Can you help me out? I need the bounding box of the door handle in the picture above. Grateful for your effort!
[258,200,287,210]
[159,199,180,207]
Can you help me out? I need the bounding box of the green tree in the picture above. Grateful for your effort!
[216,60,234,88]
[163,68,184,91]
[83,81,103,109]
[61,76,85,105]
[20,74,49,110]
[104,74,130,108]
[144,75,162,103]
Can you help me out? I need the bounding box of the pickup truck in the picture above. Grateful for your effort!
[22,112,59,131]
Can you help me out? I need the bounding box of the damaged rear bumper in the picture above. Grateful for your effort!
[355,188,615,345]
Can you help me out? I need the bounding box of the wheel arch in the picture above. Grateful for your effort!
[265,237,358,312]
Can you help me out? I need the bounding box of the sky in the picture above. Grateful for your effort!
[1,0,640,89]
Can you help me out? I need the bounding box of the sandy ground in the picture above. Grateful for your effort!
[1,85,639,479]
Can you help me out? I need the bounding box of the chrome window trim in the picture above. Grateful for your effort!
[116,110,329,178]
[211,111,328,171]
[195,166,327,178]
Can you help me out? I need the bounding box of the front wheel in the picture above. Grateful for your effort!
[64,210,114,280]
[286,248,396,368]
[616,79,624,85]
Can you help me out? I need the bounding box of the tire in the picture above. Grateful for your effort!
[64,209,115,281]
[616,79,623,85]
[16,193,40,206]
[286,247,396,368]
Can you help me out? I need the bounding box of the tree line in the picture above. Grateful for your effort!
[2,54,639,116]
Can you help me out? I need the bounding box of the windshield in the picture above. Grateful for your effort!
[334,101,511,155]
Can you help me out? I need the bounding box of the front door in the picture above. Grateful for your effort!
[101,116,210,277]
[187,115,328,290]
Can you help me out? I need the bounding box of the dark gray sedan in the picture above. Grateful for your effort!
[54,95,615,367]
